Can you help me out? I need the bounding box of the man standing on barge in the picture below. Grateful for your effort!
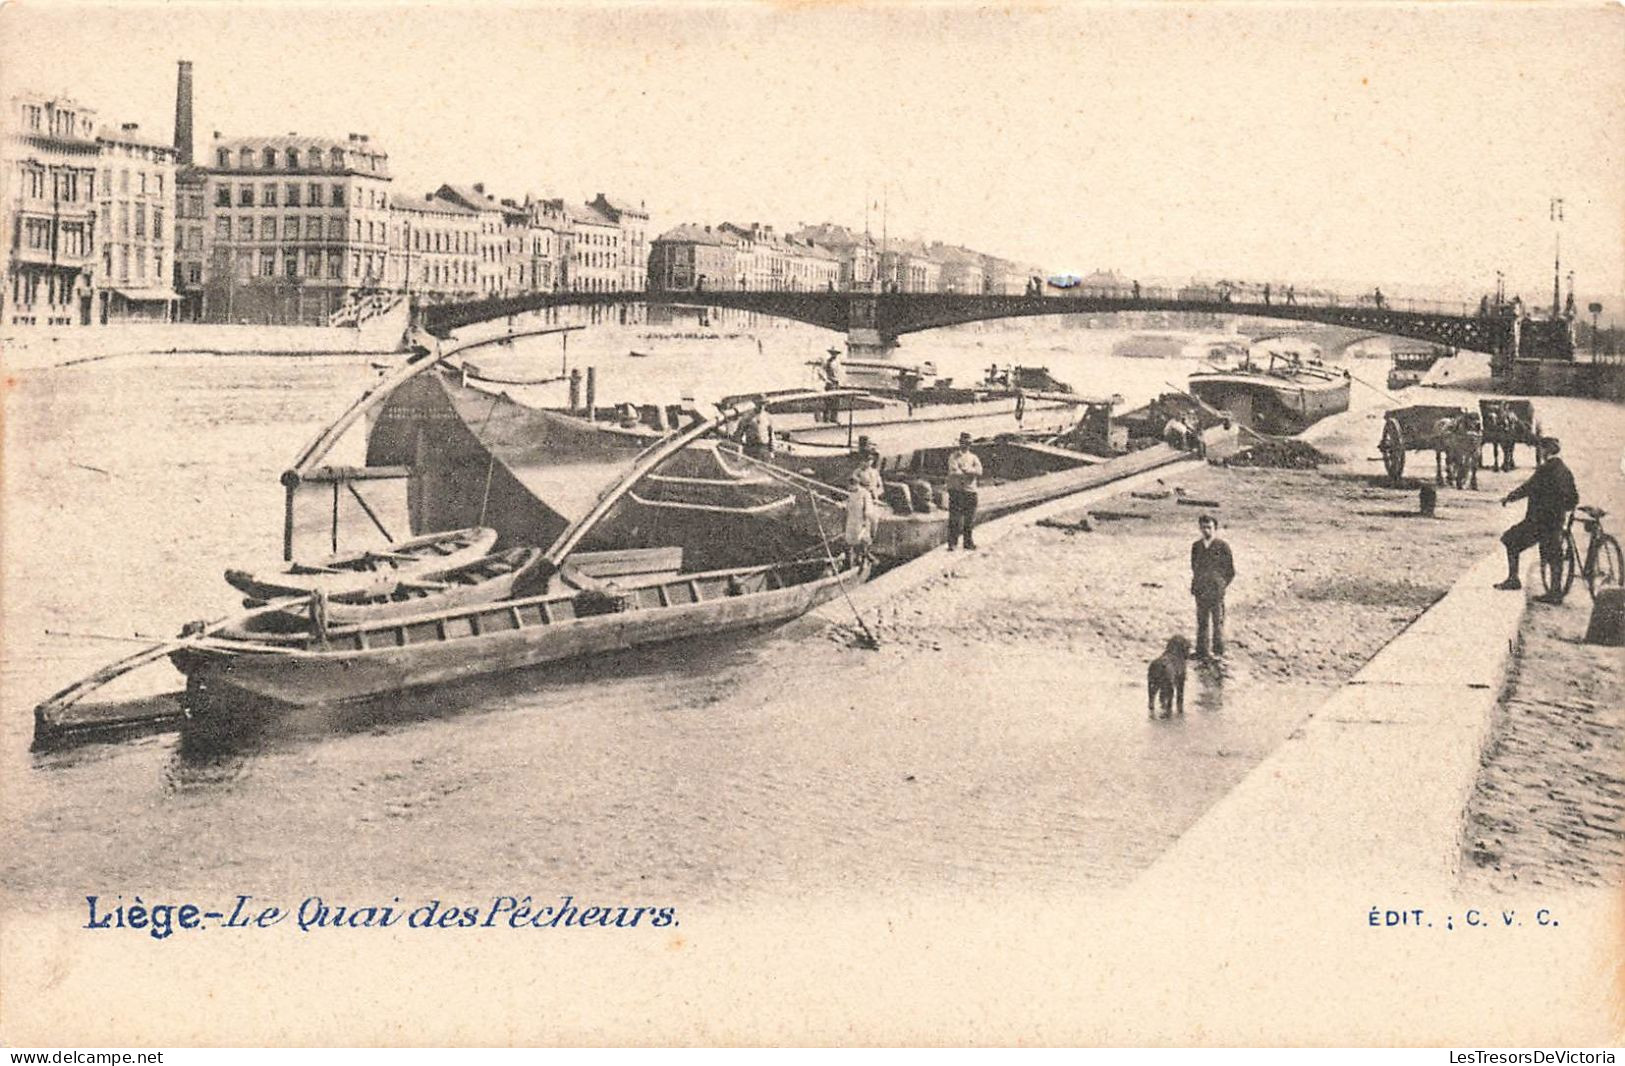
[946,432,983,551]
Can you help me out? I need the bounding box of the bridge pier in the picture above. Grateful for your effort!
[845,327,899,361]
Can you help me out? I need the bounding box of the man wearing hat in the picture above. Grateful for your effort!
[946,432,983,550]
[1497,436,1579,599]
[820,348,843,423]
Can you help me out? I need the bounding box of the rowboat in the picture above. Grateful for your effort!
[172,557,864,708]
[233,546,546,633]
[224,527,498,600]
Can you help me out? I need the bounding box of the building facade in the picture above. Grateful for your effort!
[173,166,207,318]
[390,192,480,302]
[94,122,177,322]
[200,131,393,323]
[522,195,570,292]
[567,201,621,292]
[2,93,101,326]
[434,184,507,296]
[880,239,942,293]
[930,243,986,295]
[789,223,879,291]
[590,194,648,292]
[647,224,737,292]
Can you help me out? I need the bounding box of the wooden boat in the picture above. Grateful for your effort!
[234,547,545,632]
[224,527,497,601]
[1186,352,1350,435]
[628,349,653,358]
[172,557,864,707]
[34,392,792,737]
[722,362,1086,450]
[1386,344,1451,390]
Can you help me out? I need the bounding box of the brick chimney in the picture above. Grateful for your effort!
[173,59,194,165]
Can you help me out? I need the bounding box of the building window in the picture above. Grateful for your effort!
[139,172,148,195]
[188,263,201,284]
[304,251,321,276]
[327,252,342,279]
[285,184,300,207]
[328,217,344,239]
[215,217,230,238]
[262,184,278,207]
[285,216,299,239]
[136,251,147,280]
[239,217,254,239]
[155,174,164,197]
[307,183,323,207]
[260,217,276,240]
[118,203,130,237]
[329,147,343,169]
[263,147,277,168]
[239,148,254,168]
[216,147,230,168]
[215,185,231,207]
[134,203,146,238]
[351,252,361,278]
[238,185,254,206]
[307,217,323,239]
[261,251,276,276]
[119,246,129,280]
[284,252,298,278]
[330,184,345,207]
[286,148,300,169]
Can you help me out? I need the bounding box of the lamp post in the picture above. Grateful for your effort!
[1589,302,1603,360]
[1550,196,1564,319]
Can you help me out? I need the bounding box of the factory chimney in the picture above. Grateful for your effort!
[174,59,194,165]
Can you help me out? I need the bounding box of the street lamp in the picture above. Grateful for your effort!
[1589,301,1603,359]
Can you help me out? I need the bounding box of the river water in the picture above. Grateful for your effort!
[0,316,1374,907]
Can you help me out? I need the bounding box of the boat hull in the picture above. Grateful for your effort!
[174,562,860,708]
[1186,372,1350,435]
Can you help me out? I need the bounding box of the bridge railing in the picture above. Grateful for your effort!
[1044,284,1482,318]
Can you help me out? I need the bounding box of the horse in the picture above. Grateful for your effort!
[1480,406,1528,472]
[1432,413,1482,490]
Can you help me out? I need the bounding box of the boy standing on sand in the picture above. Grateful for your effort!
[1191,514,1235,659]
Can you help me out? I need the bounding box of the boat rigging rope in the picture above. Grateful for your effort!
[1341,366,1407,409]
[803,491,879,650]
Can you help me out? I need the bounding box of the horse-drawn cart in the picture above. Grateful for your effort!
[1478,399,1539,472]
[1378,404,1481,488]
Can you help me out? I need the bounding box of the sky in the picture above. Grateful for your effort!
[3,1,1622,310]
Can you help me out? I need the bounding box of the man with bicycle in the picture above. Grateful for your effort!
[1496,436,1579,602]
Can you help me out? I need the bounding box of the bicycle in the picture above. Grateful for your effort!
[1541,505,1624,599]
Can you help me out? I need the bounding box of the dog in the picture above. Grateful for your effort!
[1147,635,1190,718]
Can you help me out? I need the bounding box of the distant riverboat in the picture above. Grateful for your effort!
[1187,351,1350,435]
[1386,344,1452,390]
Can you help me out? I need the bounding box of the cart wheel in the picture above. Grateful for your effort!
[1380,419,1405,482]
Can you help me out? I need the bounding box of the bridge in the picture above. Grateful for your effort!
[416,288,1575,372]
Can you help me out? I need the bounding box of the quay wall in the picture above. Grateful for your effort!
[0,300,409,369]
